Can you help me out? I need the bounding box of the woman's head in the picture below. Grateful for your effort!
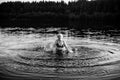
[57,33,63,40]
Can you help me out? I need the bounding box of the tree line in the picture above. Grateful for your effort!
[0,0,120,29]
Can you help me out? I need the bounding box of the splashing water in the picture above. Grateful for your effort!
[0,28,120,80]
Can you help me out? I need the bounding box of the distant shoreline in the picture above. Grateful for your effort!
[0,0,120,29]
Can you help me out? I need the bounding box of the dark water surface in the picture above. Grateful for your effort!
[0,28,120,80]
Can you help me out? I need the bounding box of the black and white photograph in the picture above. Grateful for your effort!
[0,0,120,80]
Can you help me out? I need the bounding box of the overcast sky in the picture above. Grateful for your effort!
[0,0,77,3]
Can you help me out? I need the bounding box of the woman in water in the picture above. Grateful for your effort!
[53,33,73,56]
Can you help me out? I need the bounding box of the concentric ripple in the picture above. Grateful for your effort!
[0,30,120,80]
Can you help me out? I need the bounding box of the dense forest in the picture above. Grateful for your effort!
[0,0,120,29]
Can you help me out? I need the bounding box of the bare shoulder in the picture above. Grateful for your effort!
[55,39,58,44]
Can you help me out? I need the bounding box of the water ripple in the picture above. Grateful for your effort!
[0,31,120,80]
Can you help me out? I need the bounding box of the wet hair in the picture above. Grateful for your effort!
[57,33,63,38]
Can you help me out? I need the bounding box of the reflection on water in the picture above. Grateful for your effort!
[0,28,120,80]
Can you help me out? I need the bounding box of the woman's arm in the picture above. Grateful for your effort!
[63,41,73,53]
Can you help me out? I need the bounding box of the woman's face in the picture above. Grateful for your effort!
[57,34,63,40]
